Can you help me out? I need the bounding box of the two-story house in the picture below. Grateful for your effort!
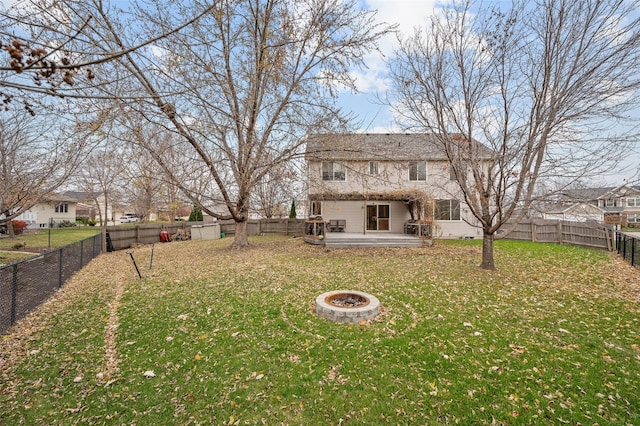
[543,185,640,226]
[305,133,488,239]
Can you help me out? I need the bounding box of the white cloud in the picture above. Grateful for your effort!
[366,0,438,56]
[348,1,438,95]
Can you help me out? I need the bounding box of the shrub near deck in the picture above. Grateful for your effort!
[0,237,638,424]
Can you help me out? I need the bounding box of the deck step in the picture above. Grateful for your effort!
[324,235,424,248]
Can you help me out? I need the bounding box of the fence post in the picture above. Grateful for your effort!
[10,264,17,326]
[632,238,636,268]
[80,239,84,266]
[557,221,563,244]
[531,221,537,242]
[58,248,63,288]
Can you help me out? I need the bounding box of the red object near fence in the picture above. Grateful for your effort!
[159,230,171,242]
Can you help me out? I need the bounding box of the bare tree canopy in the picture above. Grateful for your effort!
[4,0,392,247]
[0,109,93,235]
[388,0,640,269]
[0,0,216,109]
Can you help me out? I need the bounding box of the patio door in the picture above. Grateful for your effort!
[366,204,390,231]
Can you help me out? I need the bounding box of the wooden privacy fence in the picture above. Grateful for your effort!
[499,219,615,250]
[106,219,306,250]
[106,222,195,251]
[218,219,306,237]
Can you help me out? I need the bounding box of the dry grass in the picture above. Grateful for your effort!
[1,237,639,425]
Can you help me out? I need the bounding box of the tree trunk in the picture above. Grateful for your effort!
[232,220,250,248]
[480,232,495,270]
[7,220,15,239]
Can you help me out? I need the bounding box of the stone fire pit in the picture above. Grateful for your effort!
[315,290,380,323]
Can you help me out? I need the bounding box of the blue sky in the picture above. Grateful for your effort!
[2,0,637,184]
[346,0,640,185]
[340,0,438,133]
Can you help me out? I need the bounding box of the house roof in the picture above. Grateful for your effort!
[62,191,101,202]
[545,202,605,215]
[561,185,640,202]
[43,193,78,203]
[304,133,494,161]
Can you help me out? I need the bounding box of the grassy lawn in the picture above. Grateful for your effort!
[0,250,34,265]
[0,227,100,251]
[0,237,638,424]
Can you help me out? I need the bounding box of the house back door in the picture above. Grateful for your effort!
[366,204,389,231]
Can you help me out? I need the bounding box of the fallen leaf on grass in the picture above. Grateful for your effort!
[143,370,156,378]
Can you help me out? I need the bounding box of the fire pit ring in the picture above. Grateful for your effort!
[315,290,380,323]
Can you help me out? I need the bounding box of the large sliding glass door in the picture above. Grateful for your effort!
[366,204,390,231]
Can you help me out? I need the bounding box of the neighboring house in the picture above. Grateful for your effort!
[63,191,117,224]
[542,202,606,222]
[15,194,77,228]
[304,133,489,239]
[543,185,640,226]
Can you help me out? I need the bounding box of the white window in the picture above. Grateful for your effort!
[409,161,427,181]
[626,198,640,207]
[55,203,69,213]
[628,214,640,223]
[322,162,346,181]
[369,161,379,175]
[435,199,461,221]
[605,199,617,207]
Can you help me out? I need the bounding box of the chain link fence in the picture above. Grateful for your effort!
[0,233,102,335]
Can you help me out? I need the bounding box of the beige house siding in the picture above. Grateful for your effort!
[320,201,410,234]
[309,159,458,195]
[20,201,76,228]
[435,220,482,239]
[306,133,489,239]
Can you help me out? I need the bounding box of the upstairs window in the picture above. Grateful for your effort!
[369,161,379,175]
[627,198,640,207]
[605,199,617,207]
[322,162,346,181]
[435,199,461,221]
[409,161,427,181]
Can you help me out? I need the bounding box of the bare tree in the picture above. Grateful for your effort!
[0,1,215,111]
[76,141,124,251]
[119,144,165,222]
[15,0,392,248]
[253,158,303,219]
[388,0,640,269]
[0,109,91,237]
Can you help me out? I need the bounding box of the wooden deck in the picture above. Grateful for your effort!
[322,232,424,248]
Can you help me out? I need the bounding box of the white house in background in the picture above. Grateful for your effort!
[542,202,606,222]
[304,133,490,239]
[15,194,78,228]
